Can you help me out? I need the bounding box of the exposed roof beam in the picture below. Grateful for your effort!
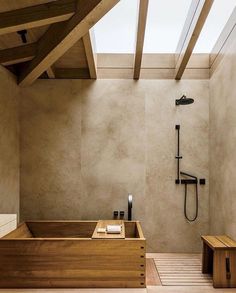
[18,0,119,86]
[175,0,214,80]
[0,0,76,36]
[133,0,149,79]
[46,67,56,79]
[0,43,36,66]
[54,68,90,79]
[83,30,97,79]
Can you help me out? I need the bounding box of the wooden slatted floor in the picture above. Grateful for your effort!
[153,254,213,286]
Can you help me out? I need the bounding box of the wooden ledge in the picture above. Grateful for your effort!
[202,235,236,250]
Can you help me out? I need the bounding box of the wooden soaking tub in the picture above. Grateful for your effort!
[0,220,146,288]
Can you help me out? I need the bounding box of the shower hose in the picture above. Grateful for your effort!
[184,182,198,222]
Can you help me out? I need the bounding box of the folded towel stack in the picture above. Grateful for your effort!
[106,225,122,234]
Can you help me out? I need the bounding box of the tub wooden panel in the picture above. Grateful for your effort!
[0,221,146,288]
[26,220,97,238]
[3,222,33,238]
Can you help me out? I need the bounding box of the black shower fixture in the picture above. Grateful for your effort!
[17,30,28,43]
[175,124,205,222]
[176,95,194,106]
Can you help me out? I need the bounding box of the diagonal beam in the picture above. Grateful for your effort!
[0,43,36,66]
[46,67,56,78]
[133,0,149,80]
[0,0,76,36]
[18,0,119,86]
[175,0,214,80]
[83,30,97,79]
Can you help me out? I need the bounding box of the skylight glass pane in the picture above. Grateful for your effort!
[143,0,191,53]
[93,0,138,53]
[194,0,236,53]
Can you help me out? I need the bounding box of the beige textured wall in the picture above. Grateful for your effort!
[0,66,19,216]
[209,36,236,239]
[20,79,209,252]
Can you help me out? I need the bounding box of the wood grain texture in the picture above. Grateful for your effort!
[0,221,146,288]
[124,221,137,238]
[146,258,161,286]
[175,0,214,80]
[3,222,33,238]
[201,235,227,249]
[18,0,120,86]
[54,67,90,79]
[54,39,88,68]
[46,66,55,78]
[0,0,76,35]
[83,30,97,79]
[154,254,212,286]
[26,221,97,238]
[92,220,125,239]
[216,235,236,248]
[133,0,149,79]
[0,43,36,65]
[202,235,236,288]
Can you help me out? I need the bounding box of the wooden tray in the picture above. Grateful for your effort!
[92,220,125,239]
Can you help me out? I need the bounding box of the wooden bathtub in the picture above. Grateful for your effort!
[0,220,146,288]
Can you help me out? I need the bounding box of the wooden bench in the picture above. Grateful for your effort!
[201,235,236,288]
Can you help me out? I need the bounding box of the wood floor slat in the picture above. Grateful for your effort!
[154,253,213,286]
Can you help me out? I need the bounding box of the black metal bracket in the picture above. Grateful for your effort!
[17,30,28,43]
[181,179,197,184]
[200,178,206,185]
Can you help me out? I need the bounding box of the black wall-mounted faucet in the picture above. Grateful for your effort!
[128,194,133,221]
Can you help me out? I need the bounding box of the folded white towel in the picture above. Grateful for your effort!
[106,225,122,234]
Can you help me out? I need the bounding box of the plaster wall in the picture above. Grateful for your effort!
[20,79,209,252]
[0,66,19,217]
[209,35,236,239]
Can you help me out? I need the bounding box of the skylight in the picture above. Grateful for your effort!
[143,0,191,53]
[93,0,235,54]
[194,0,236,53]
[93,0,139,53]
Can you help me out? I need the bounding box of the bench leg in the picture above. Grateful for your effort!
[213,250,231,288]
[229,250,236,287]
[202,242,213,274]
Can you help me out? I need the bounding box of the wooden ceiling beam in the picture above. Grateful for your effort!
[175,0,214,80]
[0,43,36,66]
[0,0,76,36]
[133,0,149,79]
[46,67,56,79]
[83,30,97,79]
[54,68,90,79]
[18,0,119,86]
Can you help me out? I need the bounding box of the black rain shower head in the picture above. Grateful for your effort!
[176,95,194,106]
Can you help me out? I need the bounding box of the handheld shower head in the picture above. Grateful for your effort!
[176,95,194,106]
